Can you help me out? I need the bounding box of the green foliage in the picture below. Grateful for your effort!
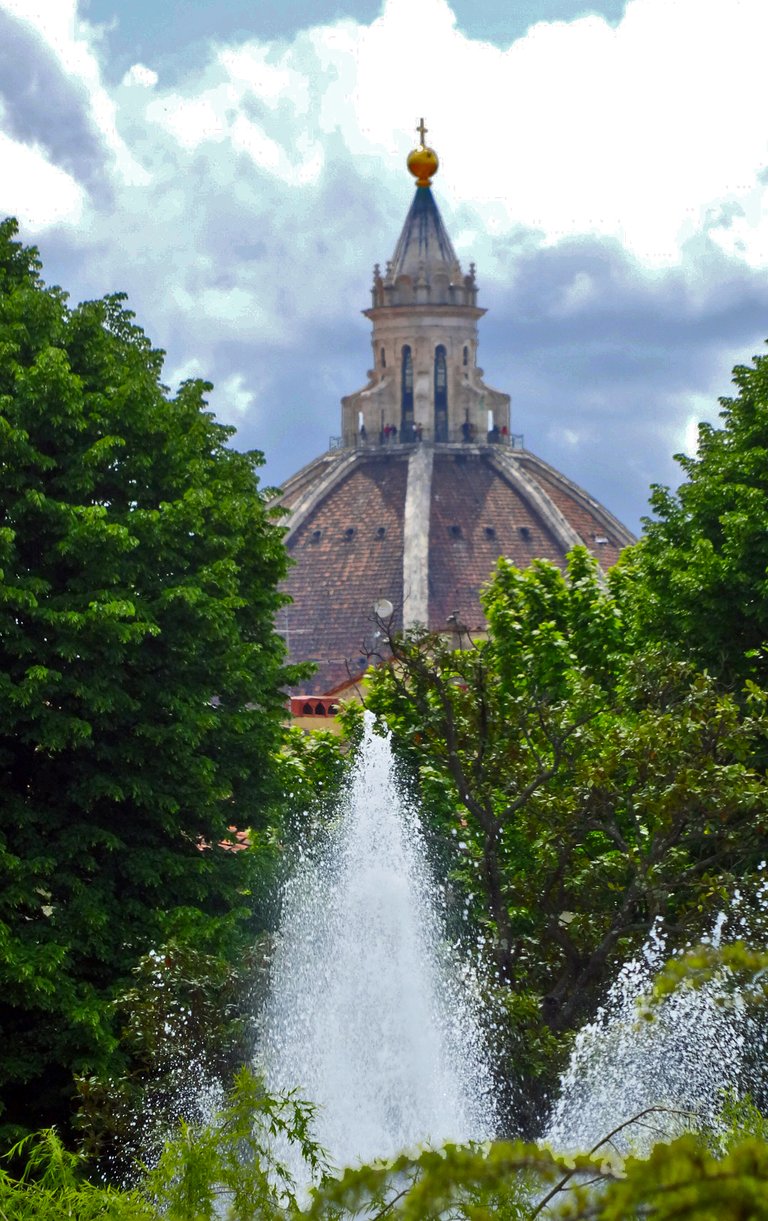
[7,1079,768,1219]
[623,343,768,685]
[300,1120,768,1219]
[367,548,768,1110]
[651,940,768,1005]
[75,939,264,1178]
[144,1067,328,1221]
[484,545,626,698]
[0,218,298,1140]
[716,1091,768,1152]
[0,1069,327,1220]
[593,1133,768,1219]
[274,722,353,840]
[0,1127,153,1219]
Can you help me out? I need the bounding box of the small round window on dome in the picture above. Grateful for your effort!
[449,524,462,539]
[310,528,322,543]
[484,525,496,539]
[343,526,355,540]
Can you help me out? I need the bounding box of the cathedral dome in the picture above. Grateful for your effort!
[276,129,634,700]
[277,445,633,697]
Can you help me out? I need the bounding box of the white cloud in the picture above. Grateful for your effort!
[2,0,79,53]
[122,63,158,88]
[1,0,149,186]
[216,372,256,418]
[218,44,310,112]
[124,0,768,275]
[682,414,701,458]
[167,356,206,386]
[0,129,84,227]
[150,91,229,150]
[144,52,324,184]
[197,287,273,333]
[165,362,265,428]
[3,0,768,532]
[7,0,765,273]
[678,394,721,457]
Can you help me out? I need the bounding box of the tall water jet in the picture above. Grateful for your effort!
[260,713,495,1173]
[544,919,755,1156]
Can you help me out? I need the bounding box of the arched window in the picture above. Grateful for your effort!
[380,346,386,368]
[434,345,448,442]
[463,345,469,366]
[401,344,414,434]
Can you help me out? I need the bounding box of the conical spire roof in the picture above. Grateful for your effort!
[389,185,459,281]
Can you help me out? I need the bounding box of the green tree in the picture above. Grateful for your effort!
[75,940,264,1180]
[0,218,297,1141]
[367,550,768,1113]
[623,343,768,685]
[74,722,355,1178]
[5,1060,768,1219]
[0,1070,327,1220]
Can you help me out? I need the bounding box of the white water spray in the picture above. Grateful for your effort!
[260,714,495,1173]
[544,918,755,1155]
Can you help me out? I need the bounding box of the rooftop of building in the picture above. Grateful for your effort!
[277,123,635,699]
[277,441,633,696]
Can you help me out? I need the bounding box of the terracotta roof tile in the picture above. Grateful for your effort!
[281,454,408,695]
[428,451,565,630]
[279,446,634,697]
[518,456,627,570]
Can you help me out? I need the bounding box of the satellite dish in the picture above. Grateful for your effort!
[374,598,394,619]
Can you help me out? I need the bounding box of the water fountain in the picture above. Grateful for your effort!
[259,712,496,1177]
[256,709,768,1205]
[544,916,764,1156]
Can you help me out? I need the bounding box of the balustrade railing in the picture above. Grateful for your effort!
[331,430,524,452]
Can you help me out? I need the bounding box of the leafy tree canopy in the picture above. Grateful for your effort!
[6,1064,768,1220]
[0,218,298,1140]
[623,345,768,685]
[366,549,768,1114]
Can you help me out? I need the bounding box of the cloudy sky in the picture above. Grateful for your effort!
[2,0,768,532]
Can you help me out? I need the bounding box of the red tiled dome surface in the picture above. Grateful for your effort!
[276,443,633,697]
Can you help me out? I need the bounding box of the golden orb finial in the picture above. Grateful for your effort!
[407,116,439,187]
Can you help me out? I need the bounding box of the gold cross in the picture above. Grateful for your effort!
[417,117,428,146]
